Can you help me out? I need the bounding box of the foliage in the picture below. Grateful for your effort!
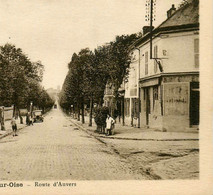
[94,106,109,128]
[59,32,140,124]
[107,34,139,98]
[0,43,53,113]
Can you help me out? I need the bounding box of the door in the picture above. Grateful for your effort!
[190,82,199,126]
[145,88,150,125]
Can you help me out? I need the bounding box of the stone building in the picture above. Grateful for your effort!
[126,0,199,131]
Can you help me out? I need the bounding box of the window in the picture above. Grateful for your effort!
[154,46,158,73]
[194,39,199,68]
[145,51,148,75]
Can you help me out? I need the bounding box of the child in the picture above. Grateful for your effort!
[11,117,18,136]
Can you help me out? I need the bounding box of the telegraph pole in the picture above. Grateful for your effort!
[150,0,153,59]
[145,0,156,59]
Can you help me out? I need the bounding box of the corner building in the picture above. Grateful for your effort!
[128,0,199,132]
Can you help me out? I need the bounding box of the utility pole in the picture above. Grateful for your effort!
[146,0,163,72]
[150,0,153,59]
[146,0,156,59]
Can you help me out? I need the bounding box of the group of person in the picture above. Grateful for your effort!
[11,112,34,137]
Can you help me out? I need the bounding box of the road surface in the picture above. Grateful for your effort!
[0,108,147,180]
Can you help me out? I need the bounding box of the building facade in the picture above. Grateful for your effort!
[123,50,140,126]
[103,82,115,116]
[126,0,199,132]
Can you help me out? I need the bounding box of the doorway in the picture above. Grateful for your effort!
[190,82,199,126]
[144,88,150,126]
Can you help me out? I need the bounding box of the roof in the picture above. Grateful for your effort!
[159,0,199,28]
[131,0,199,49]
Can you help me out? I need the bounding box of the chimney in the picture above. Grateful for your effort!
[167,4,176,18]
[142,26,154,35]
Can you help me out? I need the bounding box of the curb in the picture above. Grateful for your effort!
[69,119,199,141]
[0,110,53,140]
[0,125,27,140]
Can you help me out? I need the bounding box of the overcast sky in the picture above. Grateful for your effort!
[0,0,183,89]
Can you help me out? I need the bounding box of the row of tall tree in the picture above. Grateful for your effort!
[59,33,140,126]
[0,43,54,123]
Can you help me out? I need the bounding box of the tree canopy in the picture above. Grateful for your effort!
[0,43,54,112]
[59,33,140,124]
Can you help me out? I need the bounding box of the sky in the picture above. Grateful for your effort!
[0,0,183,89]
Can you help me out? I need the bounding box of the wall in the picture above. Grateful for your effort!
[125,60,138,98]
[140,85,163,130]
[124,52,139,126]
[162,82,190,131]
[138,31,199,79]
[160,32,199,73]
[124,97,132,126]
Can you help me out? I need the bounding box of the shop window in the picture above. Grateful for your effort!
[194,39,199,68]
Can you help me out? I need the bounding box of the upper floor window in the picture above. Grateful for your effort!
[154,45,158,73]
[145,51,148,75]
[194,39,199,68]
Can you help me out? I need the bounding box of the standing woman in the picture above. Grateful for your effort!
[106,114,115,136]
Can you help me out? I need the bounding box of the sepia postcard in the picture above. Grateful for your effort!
[0,0,212,194]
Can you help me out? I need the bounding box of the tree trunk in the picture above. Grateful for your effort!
[74,105,77,119]
[18,108,23,124]
[0,108,5,130]
[89,96,93,126]
[0,121,5,130]
[98,97,103,107]
[77,102,80,121]
[81,99,85,124]
[111,97,115,118]
[13,104,16,118]
[122,97,125,126]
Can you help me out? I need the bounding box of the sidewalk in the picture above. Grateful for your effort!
[0,117,27,139]
[70,116,199,141]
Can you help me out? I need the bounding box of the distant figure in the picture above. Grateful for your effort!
[28,115,33,126]
[26,112,30,125]
[106,114,115,136]
[11,117,18,136]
